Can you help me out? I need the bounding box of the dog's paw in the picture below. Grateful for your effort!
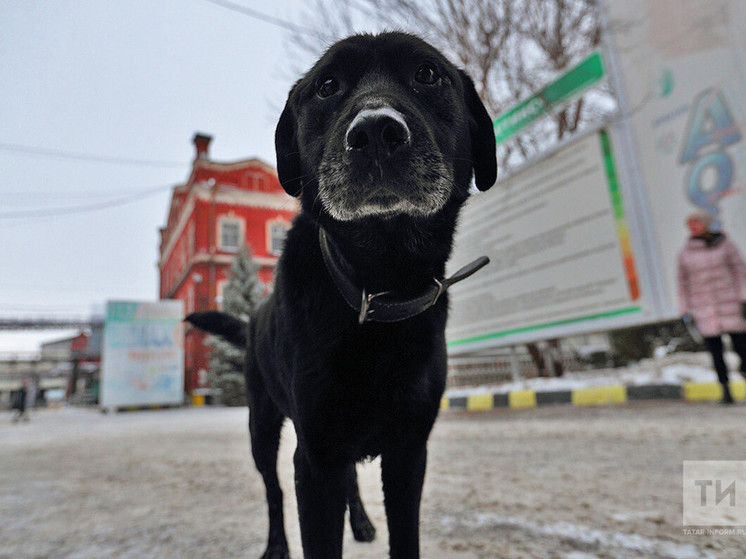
[350,515,376,543]
[260,546,290,559]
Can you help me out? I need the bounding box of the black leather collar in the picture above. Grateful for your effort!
[319,227,489,325]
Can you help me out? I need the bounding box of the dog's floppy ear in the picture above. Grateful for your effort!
[275,84,303,197]
[460,71,497,191]
[185,311,247,348]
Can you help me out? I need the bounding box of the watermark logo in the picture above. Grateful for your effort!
[683,461,746,526]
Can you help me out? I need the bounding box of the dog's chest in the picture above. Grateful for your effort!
[302,372,438,460]
[295,325,446,460]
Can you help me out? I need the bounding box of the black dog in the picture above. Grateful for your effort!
[186,32,496,559]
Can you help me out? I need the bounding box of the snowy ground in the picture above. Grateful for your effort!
[2,395,746,558]
[445,351,743,398]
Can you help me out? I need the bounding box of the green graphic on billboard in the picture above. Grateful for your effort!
[493,51,605,144]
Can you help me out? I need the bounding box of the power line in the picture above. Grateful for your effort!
[199,0,318,36]
[0,183,173,220]
[0,141,185,168]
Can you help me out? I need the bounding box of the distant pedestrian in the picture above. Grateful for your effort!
[677,211,746,404]
[11,379,29,422]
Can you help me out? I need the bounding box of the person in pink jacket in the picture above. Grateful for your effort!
[678,211,746,404]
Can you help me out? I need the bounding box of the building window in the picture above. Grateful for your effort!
[267,220,290,256]
[247,171,266,191]
[216,280,227,311]
[219,217,244,252]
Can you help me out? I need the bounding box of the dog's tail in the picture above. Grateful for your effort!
[185,311,247,347]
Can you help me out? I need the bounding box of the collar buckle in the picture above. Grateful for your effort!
[429,278,445,309]
[359,288,393,325]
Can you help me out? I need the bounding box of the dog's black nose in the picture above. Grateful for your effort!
[345,107,411,159]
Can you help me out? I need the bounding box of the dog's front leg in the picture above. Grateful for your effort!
[294,448,347,559]
[382,444,427,559]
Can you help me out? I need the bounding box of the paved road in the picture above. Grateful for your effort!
[1,401,744,558]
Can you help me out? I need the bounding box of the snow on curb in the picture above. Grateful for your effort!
[443,351,745,408]
[446,352,738,399]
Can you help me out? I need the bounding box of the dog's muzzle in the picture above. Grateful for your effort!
[345,107,411,160]
[318,101,451,221]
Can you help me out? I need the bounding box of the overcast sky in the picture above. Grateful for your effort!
[0,0,358,352]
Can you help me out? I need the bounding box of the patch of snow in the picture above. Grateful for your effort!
[440,513,715,559]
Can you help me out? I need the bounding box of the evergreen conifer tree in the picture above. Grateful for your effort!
[206,245,266,406]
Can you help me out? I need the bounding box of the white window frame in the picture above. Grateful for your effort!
[218,216,244,253]
[267,219,290,256]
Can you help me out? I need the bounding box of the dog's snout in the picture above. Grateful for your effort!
[345,107,410,159]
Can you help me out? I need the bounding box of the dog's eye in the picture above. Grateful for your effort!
[415,63,440,85]
[317,76,339,98]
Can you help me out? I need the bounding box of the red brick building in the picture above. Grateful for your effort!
[159,134,298,397]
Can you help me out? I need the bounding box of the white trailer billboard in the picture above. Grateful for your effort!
[100,300,184,409]
[447,130,651,353]
[446,0,746,354]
